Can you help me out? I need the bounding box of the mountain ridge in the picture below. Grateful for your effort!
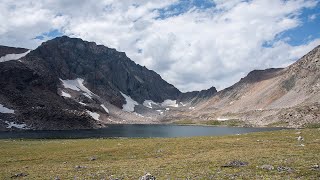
[0,37,319,130]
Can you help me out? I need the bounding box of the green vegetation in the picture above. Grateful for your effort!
[304,123,320,128]
[172,119,196,125]
[173,119,246,127]
[267,121,290,127]
[1,129,320,179]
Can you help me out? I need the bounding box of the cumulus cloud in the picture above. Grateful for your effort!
[0,0,319,92]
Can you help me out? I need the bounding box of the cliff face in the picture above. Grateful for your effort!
[24,36,180,105]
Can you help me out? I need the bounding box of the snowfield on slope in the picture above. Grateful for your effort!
[161,99,179,107]
[0,50,30,62]
[101,104,109,113]
[86,110,100,121]
[5,121,28,129]
[60,78,94,98]
[143,100,158,109]
[0,104,15,114]
[120,92,139,112]
[61,91,71,98]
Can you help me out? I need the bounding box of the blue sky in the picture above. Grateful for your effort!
[1,0,320,91]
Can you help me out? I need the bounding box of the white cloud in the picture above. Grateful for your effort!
[308,14,317,21]
[0,0,319,92]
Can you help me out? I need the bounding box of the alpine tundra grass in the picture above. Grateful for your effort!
[0,128,319,179]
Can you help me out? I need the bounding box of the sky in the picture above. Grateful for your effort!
[0,0,319,92]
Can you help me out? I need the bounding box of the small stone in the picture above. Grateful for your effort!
[295,132,301,134]
[89,156,97,161]
[54,176,60,180]
[277,166,293,172]
[297,136,304,141]
[261,164,274,171]
[11,172,28,178]
[75,165,87,170]
[222,160,248,168]
[311,164,319,170]
[140,173,156,180]
[297,144,305,147]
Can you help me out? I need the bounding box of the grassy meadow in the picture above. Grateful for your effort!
[0,128,319,179]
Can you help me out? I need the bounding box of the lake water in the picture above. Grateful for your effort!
[0,124,284,139]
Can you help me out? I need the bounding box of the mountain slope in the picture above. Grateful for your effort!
[0,37,183,130]
[168,45,320,127]
[24,36,180,105]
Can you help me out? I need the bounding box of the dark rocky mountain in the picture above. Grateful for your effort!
[0,45,29,57]
[24,36,180,106]
[0,36,183,130]
[0,58,97,130]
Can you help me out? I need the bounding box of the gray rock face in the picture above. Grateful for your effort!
[25,36,180,106]
[178,86,217,105]
[0,60,97,130]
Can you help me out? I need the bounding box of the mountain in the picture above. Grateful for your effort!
[24,36,181,104]
[0,36,184,130]
[0,37,318,130]
[168,45,320,127]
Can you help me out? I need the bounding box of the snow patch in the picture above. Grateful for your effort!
[5,121,28,129]
[0,104,15,114]
[79,102,87,106]
[101,104,109,113]
[161,99,178,107]
[60,78,94,98]
[120,92,138,112]
[143,100,158,109]
[134,112,144,117]
[0,50,30,62]
[180,102,186,106]
[61,91,71,98]
[86,110,100,121]
[82,93,92,99]
[165,108,170,111]
[217,117,229,121]
[156,110,164,115]
[189,107,195,110]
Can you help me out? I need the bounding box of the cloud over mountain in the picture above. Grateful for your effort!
[0,0,319,91]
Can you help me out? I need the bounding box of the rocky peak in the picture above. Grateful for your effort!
[24,36,181,105]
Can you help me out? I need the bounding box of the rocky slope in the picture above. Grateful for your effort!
[167,45,320,127]
[178,86,217,105]
[0,37,186,130]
